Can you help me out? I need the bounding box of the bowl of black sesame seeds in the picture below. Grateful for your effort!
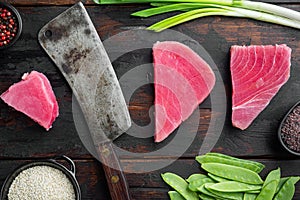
[0,2,22,50]
[278,101,300,156]
[0,155,81,200]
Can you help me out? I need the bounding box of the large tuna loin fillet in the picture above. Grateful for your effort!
[153,41,215,142]
[1,71,59,130]
[230,44,291,130]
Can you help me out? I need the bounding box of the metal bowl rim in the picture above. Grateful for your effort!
[278,100,300,156]
[0,2,22,50]
[0,159,81,200]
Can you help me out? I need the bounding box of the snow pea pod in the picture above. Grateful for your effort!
[206,186,244,200]
[289,176,300,184]
[255,180,278,200]
[161,172,198,200]
[168,191,185,200]
[201,163,264,185]
[205,153,264,172]
[199,193,217,200]
[196,154,264,173]
[198,183,225,199]
[208,173,230,182]
[275,177,289,193]
[243,193,257,200]
[188,177,215,192]
[274,176,300,200]
[245,190,260,194]
[186,173,209,182]
[206,181,261,192]
[262,168,280,188]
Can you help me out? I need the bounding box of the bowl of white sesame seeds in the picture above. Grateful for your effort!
[0,155,81,200]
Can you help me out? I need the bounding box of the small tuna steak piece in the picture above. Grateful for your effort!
[153,41,215,142]
[230,44,291,130]
[1,71,59,130]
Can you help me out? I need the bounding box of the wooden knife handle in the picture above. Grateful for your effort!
[97,142,131,200]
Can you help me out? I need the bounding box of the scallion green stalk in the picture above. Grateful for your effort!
[131,3,213,17]
[147,8,239,32]
[93,0,300,32]
[150,2,173,6]
[147,5,300,31]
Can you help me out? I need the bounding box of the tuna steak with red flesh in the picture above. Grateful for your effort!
[1,71,59,130]
[153,41,215,142]
[230,44,291,130]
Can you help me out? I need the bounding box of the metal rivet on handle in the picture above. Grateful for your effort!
[101,146,110,157]
[111,175,120,183]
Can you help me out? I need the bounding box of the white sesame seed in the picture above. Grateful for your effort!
[8,165,76,200]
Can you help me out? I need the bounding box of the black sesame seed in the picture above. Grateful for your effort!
[281,105,300,153]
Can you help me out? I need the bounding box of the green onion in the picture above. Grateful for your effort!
[97,0,235,4]
[131,3,212,17]
[150,3,173,7]
[93,0,300,32]
[147,8,240,32]
[235,1,300,22]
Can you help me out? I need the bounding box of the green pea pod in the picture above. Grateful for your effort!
[199,193,217,200]
[161,173,198,200]
[206,181,261,192]
[197,183,225,199]
[255,180,278,200]
[206,186,244,200]
[243,193,257,200]
[262,168,280,188]
[289,176,300,184]
[196,153,264,173]
[275,177,289,193]
[274,176,300,200]
[188,177,215,192]
[208,173,230,182]
[186,173,209,182]
[201,163,264,185]
[245,190,260,194]
[206,153,264,171]
[168,191,186,200]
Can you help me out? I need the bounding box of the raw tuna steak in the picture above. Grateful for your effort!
[153,41,215,142]
[230,44,291,130]
[1,71,59,130]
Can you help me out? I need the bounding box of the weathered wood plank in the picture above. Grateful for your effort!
[130,186,300,200]
[2,0,93,6]
[0,3,300,200]
[123,158,300,199]
[2,158,299,200]
[1,0,300,6]
[0,5,299,159]
[130,188,169,200]
[123,158,300,185]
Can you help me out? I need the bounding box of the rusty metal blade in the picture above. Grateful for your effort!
[38,2,131,143]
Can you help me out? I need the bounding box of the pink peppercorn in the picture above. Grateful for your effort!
[0,3,20,48]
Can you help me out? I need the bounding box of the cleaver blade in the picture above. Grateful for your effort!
[38,2,132,200]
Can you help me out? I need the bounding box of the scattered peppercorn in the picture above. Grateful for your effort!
[0,6,18,47]
[281,105,300,153]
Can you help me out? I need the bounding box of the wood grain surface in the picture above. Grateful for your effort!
[0,1,300,199]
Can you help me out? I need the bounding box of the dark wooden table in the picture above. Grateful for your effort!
[0,0,300,199]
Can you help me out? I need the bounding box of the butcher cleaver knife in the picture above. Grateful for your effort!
[38,2,132,200]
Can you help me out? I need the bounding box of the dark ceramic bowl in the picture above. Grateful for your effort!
[0,155,81,200]
[0,2,22,50]
[278,101,300,156]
